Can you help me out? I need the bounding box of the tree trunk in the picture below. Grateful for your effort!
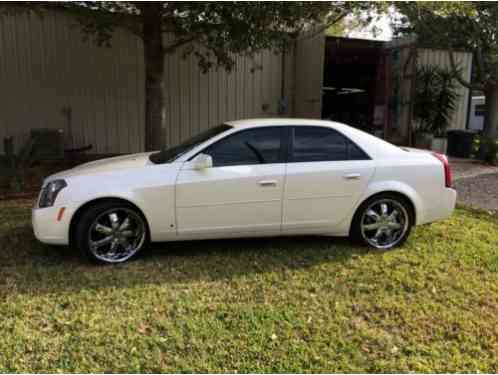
[479,85,498,159]
[142,4,165,151]
[483,85,498,139]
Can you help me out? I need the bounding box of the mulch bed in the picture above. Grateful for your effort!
[0,191,38,201]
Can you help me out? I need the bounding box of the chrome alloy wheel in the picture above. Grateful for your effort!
[88,208,146,263]
[360,198,409,249]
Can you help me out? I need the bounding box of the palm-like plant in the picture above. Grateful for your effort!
[414,66,460,137]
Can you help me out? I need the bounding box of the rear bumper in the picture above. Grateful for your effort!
[419,188,457,224]
[32,206,71,245]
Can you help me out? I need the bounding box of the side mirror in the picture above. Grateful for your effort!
[191,153,213,170]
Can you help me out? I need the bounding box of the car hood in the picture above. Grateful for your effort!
[46,152,156,182]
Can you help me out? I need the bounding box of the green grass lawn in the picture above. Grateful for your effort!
[1,200,498,372]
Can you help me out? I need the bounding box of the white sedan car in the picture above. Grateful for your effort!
[33,119,456,264]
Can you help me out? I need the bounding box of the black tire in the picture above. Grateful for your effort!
[74,200,149,264]
[350,193,414,250]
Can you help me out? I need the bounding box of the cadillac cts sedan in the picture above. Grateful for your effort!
[33,119,456,264]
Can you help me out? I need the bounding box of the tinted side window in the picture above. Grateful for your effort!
[291,126,369,162]
[292,127,347,162]
[348,141,370,160]
[205,127,283,167]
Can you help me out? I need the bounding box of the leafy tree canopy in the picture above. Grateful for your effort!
[393,2,498,145]
[62,2,381,71]
[393,2,498,91]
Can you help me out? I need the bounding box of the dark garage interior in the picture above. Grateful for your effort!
[321,37,388,137]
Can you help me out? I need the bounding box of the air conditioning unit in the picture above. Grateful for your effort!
[30,128,64,160]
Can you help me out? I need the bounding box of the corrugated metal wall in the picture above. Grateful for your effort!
[162,34,292,149]
[417,48,473,130]
[293,32,325,118]
[0,10,474,155]
[0,10,292,154]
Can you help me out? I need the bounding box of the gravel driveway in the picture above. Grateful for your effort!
[454,173,498,211]
[448,158,498,211]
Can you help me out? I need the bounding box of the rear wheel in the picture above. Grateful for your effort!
[350,193,413,250]
[74,201,147,264]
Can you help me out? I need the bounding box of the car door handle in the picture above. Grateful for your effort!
[258,180,278,187]
[343,173,361,180]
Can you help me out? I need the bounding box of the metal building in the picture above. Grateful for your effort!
[0,10,293,154]
[295,35,473,146]
[0,11,473,155]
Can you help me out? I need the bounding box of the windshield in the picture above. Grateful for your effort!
[149,124,232,164]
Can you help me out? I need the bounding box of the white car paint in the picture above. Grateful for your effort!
[283,160,376,232]
[176,163,286,236]
[32,118,456,246]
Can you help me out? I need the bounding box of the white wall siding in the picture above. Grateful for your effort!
[2,10,472,156]
[293,32,325,118]
[417,48,473,131]
[0,11,146,155]
[0,10,290,154]
[162,47,288,148]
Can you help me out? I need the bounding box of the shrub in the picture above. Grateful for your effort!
[414,66,460,136]
[472,136,498,165]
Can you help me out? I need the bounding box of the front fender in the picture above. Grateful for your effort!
[58,164,180,242]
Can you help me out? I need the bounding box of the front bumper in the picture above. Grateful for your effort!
[32,205,72,245]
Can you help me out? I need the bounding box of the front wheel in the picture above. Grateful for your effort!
[350,194,413,250]
[74,201,148,264]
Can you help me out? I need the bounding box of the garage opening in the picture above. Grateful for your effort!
[321,37,387,138]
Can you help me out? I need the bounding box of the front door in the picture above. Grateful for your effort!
[283,126,375,232]
[175,127,286,237]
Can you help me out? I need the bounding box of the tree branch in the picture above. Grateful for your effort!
[163,35,198,54]
[296,12,347,41]
[403,44,417,78]
[115,15,142,38]
[52,3,144,39]
[475,45,485,80]
[448,50,484,90]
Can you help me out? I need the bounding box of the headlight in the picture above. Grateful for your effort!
[38,179,67,208]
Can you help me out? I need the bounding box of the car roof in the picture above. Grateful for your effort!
[225,118,338,128]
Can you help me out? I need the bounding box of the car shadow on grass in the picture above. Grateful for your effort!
[0,223,373,297]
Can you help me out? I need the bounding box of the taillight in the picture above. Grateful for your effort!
[432,152,452,188]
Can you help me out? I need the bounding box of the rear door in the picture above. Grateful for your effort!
[283,126,375,232]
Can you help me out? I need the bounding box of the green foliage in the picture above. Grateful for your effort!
[325,19,348,37]
[325,15,365,38]
[0,2,380,72]
[59,2,379,72]
[414,65,460,136]
[472,136,498,165]
[3,201,498,372]
[393,2,498,151]
[1,2,389,72]
[393,2,498,91]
